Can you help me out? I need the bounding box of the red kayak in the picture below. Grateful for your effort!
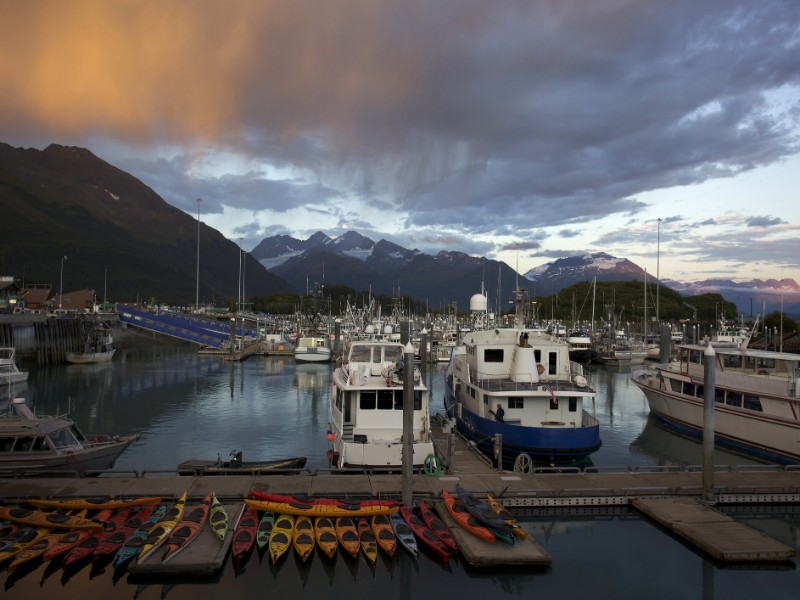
[93,504,156,562]
[418,500,458,554]
[399,506,451,562]
[62,509,126,569]
[250,491,399,508]
[231,506,258,568]
[162,493,213,562]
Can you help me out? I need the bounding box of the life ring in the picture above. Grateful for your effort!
[536,363,545,375]
[422,453,442,477]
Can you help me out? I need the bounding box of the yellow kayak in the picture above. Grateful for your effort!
[357,517,378,565]
[292,515,315,562]
[334,516,360,559]
[269,513,295,564]
[314,516,338,559]
[486,494,527,539]
[208,493,228,542]
[370,513,396,557]
[245,498,399,518]
[137,491,187,562]
[0,506,103,530]
[26,497,163,511]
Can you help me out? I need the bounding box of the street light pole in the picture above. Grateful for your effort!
[656,217,661,324]
[196,198,202,313]
[59,255,68,309]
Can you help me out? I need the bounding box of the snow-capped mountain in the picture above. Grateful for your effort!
[523,252,645,288]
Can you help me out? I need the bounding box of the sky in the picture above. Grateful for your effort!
[1,0,799,284]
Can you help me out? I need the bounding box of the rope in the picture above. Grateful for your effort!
[422,453,442,477]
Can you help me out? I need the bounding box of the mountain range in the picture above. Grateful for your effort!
[1,141,797,316]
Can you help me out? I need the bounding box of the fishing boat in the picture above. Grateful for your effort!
[294,282,333,363]
[177,451,307,474]
[328,339,435,469]
[268,513,294,564]
[0,347,28,387]
[443,286,601,467]
[0,397,139,473]
[65,322,116,364]
[334,516,360,559]
[314,516,338,559]
[630,342,800,464]
[418,499,458,554]
[399,506,450,562]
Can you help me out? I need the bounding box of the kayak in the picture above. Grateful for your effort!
[0,506,104,530]
[357,517,378,565]
[93,504,157,561]
[231,506,258,568]
[7,528,62,571]
[63,508,132,569]
[137,491,187,562]
[293,515,315,562]
[486,494,527,539]
[441,490,495,543]
[268,513,294,564]
[26,497,163,511]
[455,486,515,545]
[370,514,396,557]
[334,516,360,559]
[0,526,42,563]
[418,500,458,554]
[389,512,418,559]
[255,511,274,553]
[399,506,450,563]
[250,491,400,508]
[314,516,338,559]
[111,504,167,572]
[162,493,212,562]
[208,493,228,542]
[244,498,399,518]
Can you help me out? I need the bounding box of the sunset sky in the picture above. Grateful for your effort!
[1,1,798,283]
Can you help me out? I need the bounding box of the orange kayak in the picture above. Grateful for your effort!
[370,514,396,557]
[441,490,495,543]
[334,516,360,559]
[357,517,377,565]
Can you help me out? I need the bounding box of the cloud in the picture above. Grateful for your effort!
[746,215,786,227]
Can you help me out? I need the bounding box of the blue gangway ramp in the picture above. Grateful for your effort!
[116,305,251,348]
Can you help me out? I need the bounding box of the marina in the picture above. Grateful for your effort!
[0,334,799,598]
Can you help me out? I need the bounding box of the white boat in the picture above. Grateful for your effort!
[443,287,601,467]
[294,333,332,362]
[630,343,800,464]
[0,347,28,387]
[328,340,434,469]
[66,322,116,364]
[0,397,138,472]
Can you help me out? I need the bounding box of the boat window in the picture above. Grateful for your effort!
[350,346,370,362]
[509,397,523,409]
[715,388,725,404]
[14,436,35,451]
[549,397,559,410]
[377,389,394,410]
[484,349,504,363]
[335,388,343,411]
[682,382,696,396]
[384,346,403,363]
[534,350,542,363]
[743,395,762,411]
[32,437,49,451]
[695,384,704,398]
[548,352,557,375]
[669,379,682,393]
[0,437,15,451]
[722,354,742,369]
[470,386,476,398]
[725,391,742,407]
[568,397,577,412]
[414,391,422,410]
[49,428,81,449]
[359,391,377,410]
[689,350,703,364]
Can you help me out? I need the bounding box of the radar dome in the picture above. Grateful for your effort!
[470,293,488,312]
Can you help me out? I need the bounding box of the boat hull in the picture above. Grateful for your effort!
[0,434,139,473]
[65,349,115,364]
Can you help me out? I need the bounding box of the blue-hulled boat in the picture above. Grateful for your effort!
[443,287,601,468]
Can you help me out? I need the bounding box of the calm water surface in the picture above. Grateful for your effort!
[2,336,798,599]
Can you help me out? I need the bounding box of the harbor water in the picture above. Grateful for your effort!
[2,333,799,599]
